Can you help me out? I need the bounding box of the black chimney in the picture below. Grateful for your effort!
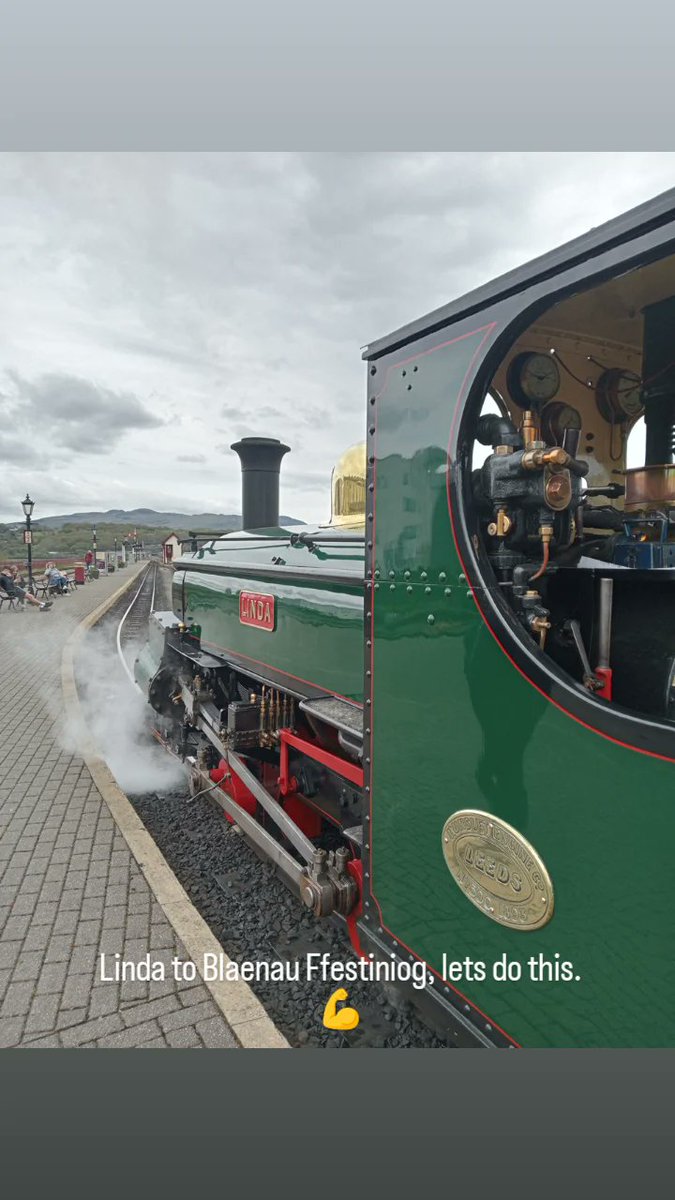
[231,437,290,530]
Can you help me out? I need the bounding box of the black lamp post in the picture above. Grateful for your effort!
[21,494,35,594]
[114,536,118,564]
[92,526,97,568]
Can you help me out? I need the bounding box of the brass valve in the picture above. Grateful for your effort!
[487,507,513,538]
[523,588,551,649]
[522,446,570,471]
[521,410,539,448]
[531,614,551,650]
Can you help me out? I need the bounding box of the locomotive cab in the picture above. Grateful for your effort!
[465,251,675,729]
[360,195,675,1047]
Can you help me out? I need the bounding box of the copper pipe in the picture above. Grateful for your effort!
[530,540,550,581]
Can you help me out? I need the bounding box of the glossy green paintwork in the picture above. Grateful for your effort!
[371,327,675,1047]
[175,527,364,702]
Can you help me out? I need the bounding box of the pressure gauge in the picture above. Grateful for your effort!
[507,351,561,407]
[541,401,582,447]
[595,369,643,424]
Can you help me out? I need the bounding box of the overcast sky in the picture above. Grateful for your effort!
[2,152,675,525]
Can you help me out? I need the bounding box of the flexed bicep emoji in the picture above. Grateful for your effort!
[322,988,360,1031]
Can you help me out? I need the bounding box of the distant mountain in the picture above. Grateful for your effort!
[30,508,303,531]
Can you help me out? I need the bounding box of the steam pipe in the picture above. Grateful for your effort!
[597,577,614,671]
[476,414,521,448]
[595,577,614,701]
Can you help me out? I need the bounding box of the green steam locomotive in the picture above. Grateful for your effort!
[138,187,675,1047]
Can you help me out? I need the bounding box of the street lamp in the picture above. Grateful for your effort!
[21,494,35,594]
[92,526,97,569]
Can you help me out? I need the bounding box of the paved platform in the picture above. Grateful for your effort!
[0,567,237,1048]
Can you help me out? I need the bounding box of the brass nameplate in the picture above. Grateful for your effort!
[442,809,554,931]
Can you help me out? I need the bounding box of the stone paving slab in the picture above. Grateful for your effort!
[0,566,238,1048]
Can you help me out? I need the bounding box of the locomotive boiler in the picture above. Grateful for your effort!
[138,187,675,1047]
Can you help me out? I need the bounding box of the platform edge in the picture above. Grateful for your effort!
[60,562,290,1050]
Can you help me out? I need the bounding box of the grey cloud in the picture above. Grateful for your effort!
[0,465,98,517]
[177,453,207,463]
[221,403,287,422]
[247,405,283,422]
[6,370,163,454]
[221,401,333,431]
[1,153,675,522]
[221,403,294,429]
[0,433,43,466]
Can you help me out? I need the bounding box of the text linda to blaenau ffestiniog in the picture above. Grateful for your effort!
[98,951,581,988]
[98,951,433,989]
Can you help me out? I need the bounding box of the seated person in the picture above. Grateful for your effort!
[0,565,52,610]
[43,562,71,594]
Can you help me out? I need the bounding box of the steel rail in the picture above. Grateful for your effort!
[116,565,153,690]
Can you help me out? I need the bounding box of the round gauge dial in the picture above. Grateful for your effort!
[541,401,582,446]
[595,369,643,423]
[507,351,561,407]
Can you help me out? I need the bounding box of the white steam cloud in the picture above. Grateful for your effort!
[68,624,187,795]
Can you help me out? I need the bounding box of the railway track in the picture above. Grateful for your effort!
[116,562,158,689]
[87,566,444,1048]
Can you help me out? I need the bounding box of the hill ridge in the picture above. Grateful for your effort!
[13,507,303,531]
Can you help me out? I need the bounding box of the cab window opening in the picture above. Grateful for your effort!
[463,248,675,728]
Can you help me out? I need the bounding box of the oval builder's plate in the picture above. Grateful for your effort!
[442,809,554,931]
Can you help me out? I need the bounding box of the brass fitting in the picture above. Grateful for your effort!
[522,447,570,471]
[542,448,569,466]
[487,507,513,538]
[544,468,572,511]
[522,587,551,647]
[531,614,551,650]
[522,410,539,449]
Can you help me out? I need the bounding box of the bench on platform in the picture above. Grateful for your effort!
[0,588,19,611]
[35,573,76,599]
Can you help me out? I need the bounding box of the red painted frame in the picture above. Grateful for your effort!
[278,728,364,795]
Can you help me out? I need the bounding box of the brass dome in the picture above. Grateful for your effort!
[329,442,366,527]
